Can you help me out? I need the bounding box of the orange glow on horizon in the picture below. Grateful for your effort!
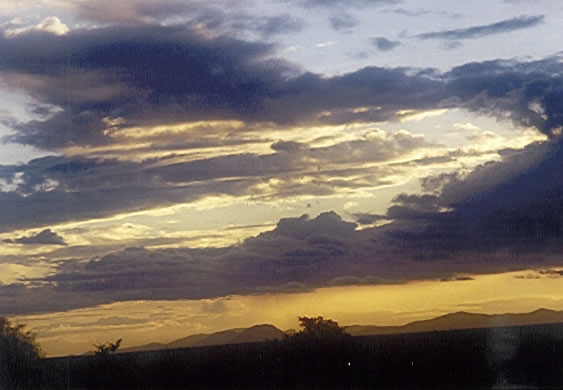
[14,269,563,357]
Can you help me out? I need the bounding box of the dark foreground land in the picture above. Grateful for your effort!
[13,323,563,389]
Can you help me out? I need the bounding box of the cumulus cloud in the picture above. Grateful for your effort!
[376,139,563,257]
[4,17,69,37]
[3,204,558,315]
[3,229,67,245]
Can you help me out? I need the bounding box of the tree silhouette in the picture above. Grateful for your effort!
[0,317,44,389]
[296,316,347,339]
[94,338,122,356]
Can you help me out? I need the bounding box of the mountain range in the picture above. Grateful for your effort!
[119,324,286,353]
[117,308,563,354]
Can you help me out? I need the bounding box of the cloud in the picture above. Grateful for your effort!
[1,28,563,233]
[3,202,558,315]
[378,139,563,256]
[3,229,67,245]
[0,24,294,148]
[370,37,401,51]
[2,25,563,152]
[0,129,428,231]
[299,0,399,8]
[383,8,431,17]
[329,14,359,30]
[46,0,250,24]
[4,17,69,37]
[271,140,305,153]
[1,213,367,313]
[443,57,563,136]
[353,212,386,225]
[416,15,544,41]
[250,14,307,37]
[440,276,474,282]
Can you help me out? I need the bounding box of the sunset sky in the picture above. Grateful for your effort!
[0,0,562,356]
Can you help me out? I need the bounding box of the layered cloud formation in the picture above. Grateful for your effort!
[1,24,562,151]
[0,1,561,317]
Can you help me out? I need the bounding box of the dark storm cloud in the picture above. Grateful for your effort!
[2,25,563,256]
[416,15,544,41]
[0,24,446,149]
[442,57,563,136]
[3,229,66,246]
[2,24,563,150]
[2,213,371,313]
[0,24,440,148]
[3,206,555,315]
[343,137,562,268]
[377,139,563,257]
[0,24,294,148]
[370,37,401,51]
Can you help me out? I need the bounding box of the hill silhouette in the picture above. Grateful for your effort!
[45,320,563,390]
[119,324,285,353]
[118,308,563,353]
[345,308,563,336]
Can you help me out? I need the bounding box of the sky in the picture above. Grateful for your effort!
[0,0,562,356]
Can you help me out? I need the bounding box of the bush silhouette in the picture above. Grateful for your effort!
[296,316,346,338]
[94,338,122,356]
[0,317,44,389]
[286,316,350,343]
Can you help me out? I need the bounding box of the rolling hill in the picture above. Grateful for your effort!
[118,308,563,353]
[345,308,563,336]
[119,324,285,353]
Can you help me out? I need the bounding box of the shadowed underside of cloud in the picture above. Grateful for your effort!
[2,199,561,315]
[1,24,562,151]
[416,15,544,41]
[2,133,562,315]
[357,139,563,258]
[3,229,66,245]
